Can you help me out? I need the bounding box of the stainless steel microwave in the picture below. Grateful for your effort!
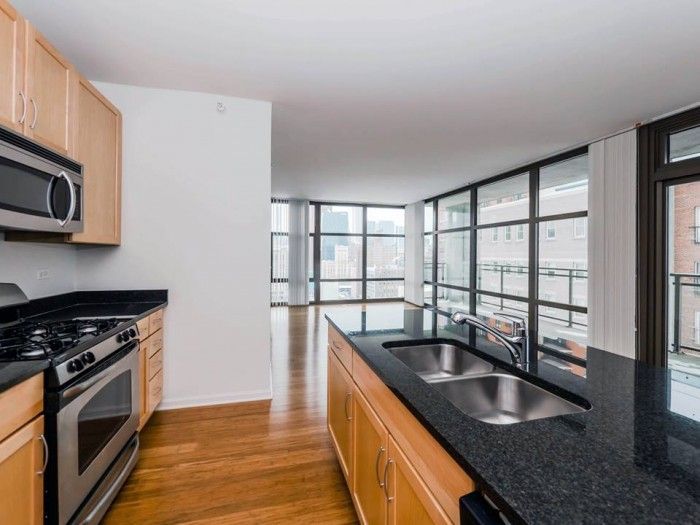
[0,126,83,233]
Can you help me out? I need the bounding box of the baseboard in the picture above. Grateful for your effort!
[157,388,273,411]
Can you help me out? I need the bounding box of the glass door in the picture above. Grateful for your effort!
[667,181,700,373]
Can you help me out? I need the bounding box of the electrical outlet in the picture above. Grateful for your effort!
[37,269,50,280]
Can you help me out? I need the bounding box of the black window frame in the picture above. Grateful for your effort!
[310,201,406,304]
[423,146,590,368]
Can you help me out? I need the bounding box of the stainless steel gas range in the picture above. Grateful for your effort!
[0,285,141,524]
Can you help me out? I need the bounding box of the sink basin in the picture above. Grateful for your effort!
[387,343,494,382]
[430,373,588,424]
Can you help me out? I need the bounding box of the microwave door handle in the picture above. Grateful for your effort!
[56,171,77,228]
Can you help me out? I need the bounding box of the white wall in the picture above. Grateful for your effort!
[0,239,76,298]
[404,201,424,306]
[76,82,272,408]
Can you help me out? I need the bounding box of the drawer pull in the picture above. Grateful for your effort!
[37,434,48,475]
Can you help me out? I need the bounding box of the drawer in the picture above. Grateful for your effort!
[0,373,43,443]
[328,325,353,374]
[136,316,150,339]
[148,329,163,358]
[149,309,164,333]
[139,335,151,357]
[148,370,163,413]
[148,349,163,379]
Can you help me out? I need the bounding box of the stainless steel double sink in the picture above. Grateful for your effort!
[385,343,589,425]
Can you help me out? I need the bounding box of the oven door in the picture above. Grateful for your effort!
[55,342,139,525]
[0,138,83,232]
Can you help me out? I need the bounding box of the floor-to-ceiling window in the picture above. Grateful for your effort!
[310,202,405,303]
[424,148,589,373]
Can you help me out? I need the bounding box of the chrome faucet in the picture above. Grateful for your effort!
[450,311,530,368]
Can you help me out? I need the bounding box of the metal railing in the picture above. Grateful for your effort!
[670,272,700,353]
[425,262,587,328]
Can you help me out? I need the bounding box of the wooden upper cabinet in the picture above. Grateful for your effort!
[0,0,25,132]
[24,22,73,154]
[68,75,122,244]
[0,415,45,525]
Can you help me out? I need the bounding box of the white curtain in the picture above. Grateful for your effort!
[288,199,310,306]
[587,130,637,357]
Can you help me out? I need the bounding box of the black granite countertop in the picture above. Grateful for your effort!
[0,289,168,393]
[325,304,700,525]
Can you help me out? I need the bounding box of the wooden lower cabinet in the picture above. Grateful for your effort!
[328,327,474,524]
[328,351,353,482]
[138,308,165,430]
[0,415,45,525]
[352,387,388,525]
[387,435,450,525]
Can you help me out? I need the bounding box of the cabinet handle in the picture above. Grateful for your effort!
[18,91,27,124]
[332,340,342,351]
[375,446,385,487]
[382,458,394,502]
[30,98,38,129]
[343,392,352,421]
[37,434,49,475]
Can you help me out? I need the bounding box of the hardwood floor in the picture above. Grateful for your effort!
[103,305,363,524]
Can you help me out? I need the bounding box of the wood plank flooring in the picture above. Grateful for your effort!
[103,305,367,524]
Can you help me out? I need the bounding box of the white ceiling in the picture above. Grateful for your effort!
[13,0,700,204]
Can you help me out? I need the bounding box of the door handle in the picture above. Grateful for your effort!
[55,171,77,227]
[382,458,394,502]
[374,446,385,487]
[343,392,352,421]
[30,98,38,129]
[18,91,27,124]
[37,434,48,475]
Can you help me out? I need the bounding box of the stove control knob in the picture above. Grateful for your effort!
[121,330,130,342]
[129,328,137,338]
[82,352,95,364]
[116,333,123,343]
[67,359,84,373]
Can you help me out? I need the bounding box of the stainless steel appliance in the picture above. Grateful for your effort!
[0,125,83,232]
[0,284,141,524]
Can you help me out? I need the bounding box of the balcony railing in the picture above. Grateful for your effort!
[425,262,587,328]
[670,272,700,353]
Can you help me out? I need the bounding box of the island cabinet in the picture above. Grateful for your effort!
[327,326,474,524]
[0,373,45,525]
[138,308,165,430]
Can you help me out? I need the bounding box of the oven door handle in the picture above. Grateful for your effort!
[62,342,138,399]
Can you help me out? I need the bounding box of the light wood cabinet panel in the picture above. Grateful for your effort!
[68,75,121,245]
[0,415,45,525]
[138,343,148,430]
[327,351,353,483]
[24,22,73,153]
[150,309,164,333]
[329,324,353,373]
[0,0,25,132]
[148,328,163,358]
[137,316,150,339]
[0,373,43,443]
[353,350,474,524]
[352,387,388,525]
[148,369,163,413]
[387,435,450,525]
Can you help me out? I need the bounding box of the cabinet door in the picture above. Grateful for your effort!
[0,0,25,132]
[138,342,148,430]
[0,415,44,525]
[69,75,122,245]
[386,435,450,525]
[353,387,388,525]
[327,351,353,482]
[25,23,73,153]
